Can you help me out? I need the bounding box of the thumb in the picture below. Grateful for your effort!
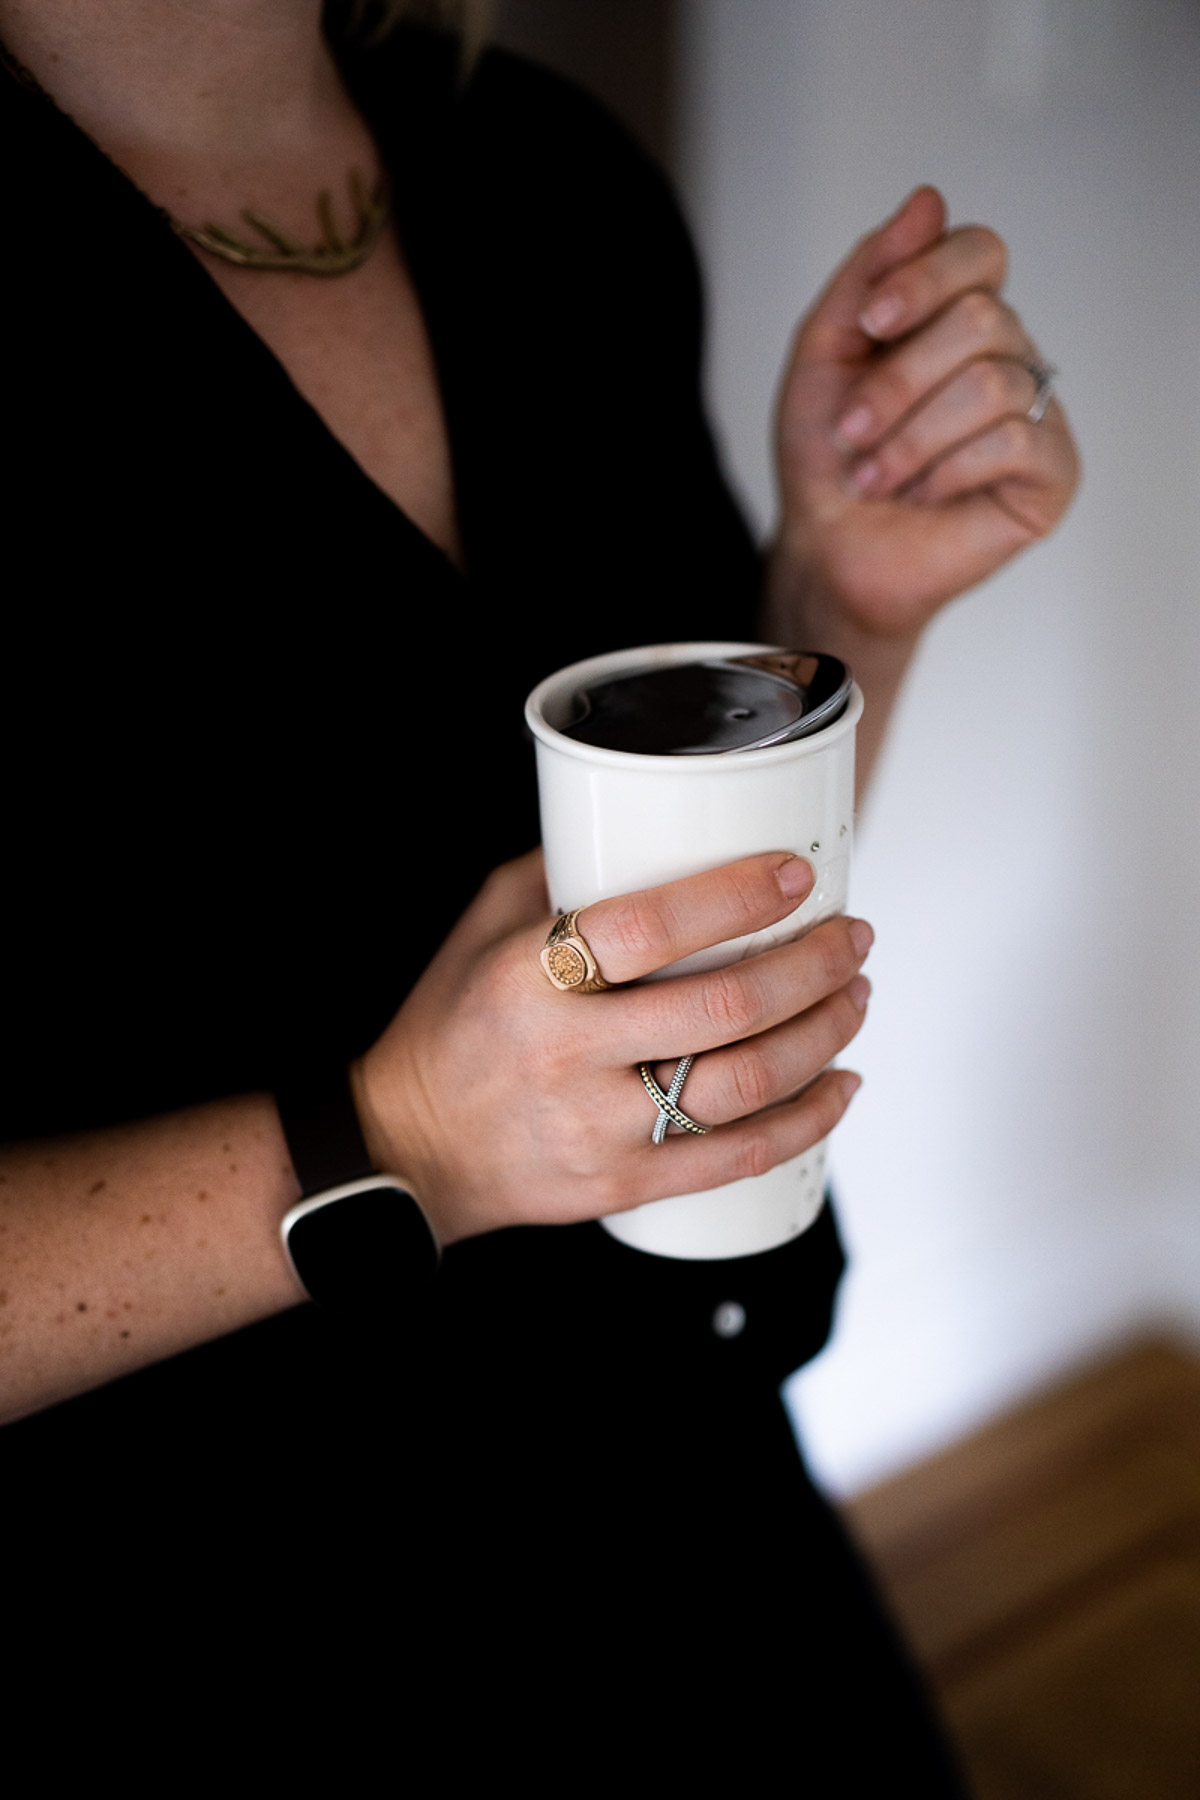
[794,186,947,369]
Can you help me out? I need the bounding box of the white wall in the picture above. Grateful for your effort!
[677,0,1200,1492]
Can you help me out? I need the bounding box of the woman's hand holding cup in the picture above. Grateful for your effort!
[353,849,872,1248]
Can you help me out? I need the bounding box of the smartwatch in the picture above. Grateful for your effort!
[277,1067,440,1312]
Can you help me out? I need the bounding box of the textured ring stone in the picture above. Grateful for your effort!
[539,909,612,993]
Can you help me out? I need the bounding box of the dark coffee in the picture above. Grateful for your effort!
[561,651,851,755]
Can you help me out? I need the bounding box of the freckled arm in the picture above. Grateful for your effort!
[0,1096,306,1425]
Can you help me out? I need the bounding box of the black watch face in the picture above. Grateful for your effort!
[285,1183,438,1313]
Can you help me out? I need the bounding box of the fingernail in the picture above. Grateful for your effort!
[852,457,884,494]
[835,403,874,447]
[780,849,816,892]
[848,975,871,1011]
[860,293,904,337]
[776,855,814,900]
[849,918,874,956]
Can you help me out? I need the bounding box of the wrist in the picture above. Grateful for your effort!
[350,1048,453,1245]
[276,1063,441,1311]
[762,537,924,806]
[349,1050,396,1180]
[765,534,923,656]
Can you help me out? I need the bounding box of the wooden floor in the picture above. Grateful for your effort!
[844,1338,1200,1800]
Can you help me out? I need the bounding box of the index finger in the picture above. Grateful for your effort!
[574,853,815,987]
[858,225,1008,344]
[794,185,948,369]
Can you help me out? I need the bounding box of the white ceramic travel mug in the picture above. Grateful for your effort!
[525,641,862,1261]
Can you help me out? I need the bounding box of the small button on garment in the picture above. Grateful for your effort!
[712,1300,746,1339]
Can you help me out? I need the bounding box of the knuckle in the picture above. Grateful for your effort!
[730,1043,775,1116]
[996,414,1034,459]
[967,358,1011,412]
[894,268,928,317]
[561,1108,624,1187]
[814,925,855,991]
[604,892,666,966]
[829,994,866,1056]
[982,227,1009,281]
[728,860,781,928]
[806,1008,849,1075]
[731,1125,777,1183]
[812,1073,854,1137]
[996,298,1027,347]
[840,985,868,1035]
[702,965,760,1041]
[956,287,1001,340]
[963,224,1008,282]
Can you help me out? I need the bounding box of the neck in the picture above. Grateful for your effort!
[0,1,344,164]
[0,0,380,225]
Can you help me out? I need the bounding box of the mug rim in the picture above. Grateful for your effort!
[525,641,863,772]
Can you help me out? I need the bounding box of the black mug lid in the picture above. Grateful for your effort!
[561,651,852,755]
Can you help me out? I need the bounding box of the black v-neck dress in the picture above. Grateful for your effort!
[1,27,963,1786]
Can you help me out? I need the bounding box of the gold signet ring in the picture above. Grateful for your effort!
[540,909,612,993]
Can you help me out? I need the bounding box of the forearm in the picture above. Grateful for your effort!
[761,545,921,804]
[0,1093,306,1425]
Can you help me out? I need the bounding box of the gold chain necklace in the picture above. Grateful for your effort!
[171,169,390,276]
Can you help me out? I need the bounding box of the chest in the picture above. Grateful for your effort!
[196,228,461,565]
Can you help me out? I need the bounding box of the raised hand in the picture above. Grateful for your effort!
[770,186,1079,639]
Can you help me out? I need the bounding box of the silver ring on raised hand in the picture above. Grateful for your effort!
[639,1057,709,1141]
[1025,360,1058,424]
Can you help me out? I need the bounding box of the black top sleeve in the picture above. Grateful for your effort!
[0,28,837,1414]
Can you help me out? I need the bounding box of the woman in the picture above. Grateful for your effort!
[1,0,1076,1776]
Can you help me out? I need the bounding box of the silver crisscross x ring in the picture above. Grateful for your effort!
[639,1057,709,1143]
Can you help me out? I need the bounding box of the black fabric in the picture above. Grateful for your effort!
[1,26,965,1788]
[276,1068,376,1196]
